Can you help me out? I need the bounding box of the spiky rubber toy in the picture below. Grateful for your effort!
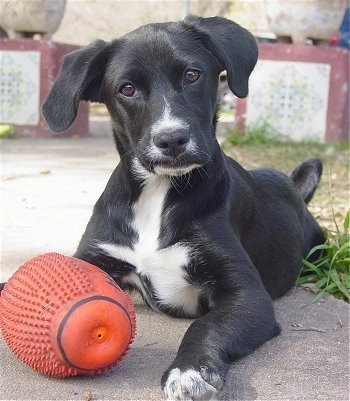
[0,253,136,377]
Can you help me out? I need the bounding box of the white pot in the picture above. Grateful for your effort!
[0,0,66,39]
[265,0,347,43]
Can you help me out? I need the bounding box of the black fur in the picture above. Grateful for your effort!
[40,16,324,399]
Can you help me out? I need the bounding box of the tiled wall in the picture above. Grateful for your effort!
[235,44,349,142]
[246,60,331,141]
[0,50,41,125]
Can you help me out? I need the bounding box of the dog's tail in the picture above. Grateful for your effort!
[290,158,323,204]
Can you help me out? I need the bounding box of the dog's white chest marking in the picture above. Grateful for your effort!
[98,175,200,315]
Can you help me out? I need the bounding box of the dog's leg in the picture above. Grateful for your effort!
[161,261,280,400]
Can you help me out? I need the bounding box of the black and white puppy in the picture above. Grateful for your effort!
[42,16,324,400]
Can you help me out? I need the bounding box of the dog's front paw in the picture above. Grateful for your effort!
[162,366,224,401]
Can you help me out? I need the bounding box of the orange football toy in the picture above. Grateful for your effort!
[0,253,136,377]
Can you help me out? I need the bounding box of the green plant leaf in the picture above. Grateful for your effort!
[299,208,350,303]
[304,244,331,261]
[315,276,328,288]
[329,270,350,300]
[330,241,350,269]
[302,259,324,275]
[344,209,350,231]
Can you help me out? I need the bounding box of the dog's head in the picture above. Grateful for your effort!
[42,16,257,177]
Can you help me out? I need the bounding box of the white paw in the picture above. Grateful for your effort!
[163,367,223,401]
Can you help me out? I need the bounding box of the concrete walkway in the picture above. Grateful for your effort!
[1,137,349,401]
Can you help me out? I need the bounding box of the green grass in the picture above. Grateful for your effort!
[297,209,350,303]
[226,121,281,146]
[225,122,349,150]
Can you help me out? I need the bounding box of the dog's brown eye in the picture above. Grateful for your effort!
[120,83,136,97]
[184,69,201,84]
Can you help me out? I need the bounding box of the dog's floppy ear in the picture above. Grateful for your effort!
[185,16,258,98]
[42,40,110,132]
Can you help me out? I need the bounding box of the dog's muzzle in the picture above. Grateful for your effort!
[136,130,202,177]
[148,129,203,176]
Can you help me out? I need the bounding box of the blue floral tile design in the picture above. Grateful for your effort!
[0,50,40,125]
[246,60,331,142]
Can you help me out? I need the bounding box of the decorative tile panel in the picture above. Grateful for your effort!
[0,50,41,125]
[246,60,331,141]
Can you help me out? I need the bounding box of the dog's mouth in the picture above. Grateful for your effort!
[135,138,213,177]
[153,163,201,177]
[149,151,206,175]
[134,155,204,178]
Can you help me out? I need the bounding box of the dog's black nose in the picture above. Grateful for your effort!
[153,130,190,158]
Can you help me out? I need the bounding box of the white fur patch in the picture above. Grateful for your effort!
[97,174,200,315]
[164,368,220,401]
[154,164,200,177]
[148,100,191,160]
[151,101,189,137]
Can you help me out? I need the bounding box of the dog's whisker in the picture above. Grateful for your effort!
[170,176,185,196]
[184,171,193,190]
[197,168,204,179]
[197,166,210,180]
[195,149,213,164]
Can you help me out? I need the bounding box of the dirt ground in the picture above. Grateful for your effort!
[222,141,349,232]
